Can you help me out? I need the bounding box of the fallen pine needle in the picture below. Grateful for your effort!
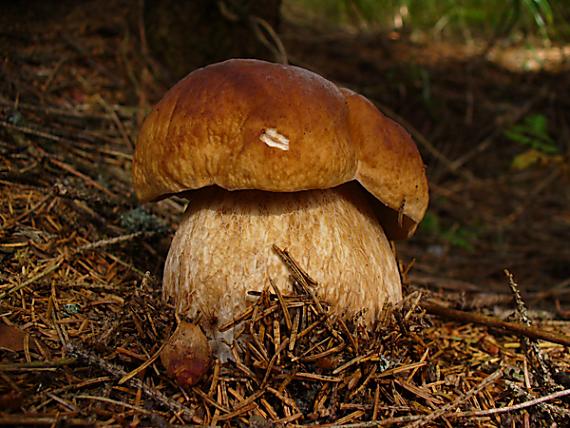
[76,394,161,415]
[118,342,165,384]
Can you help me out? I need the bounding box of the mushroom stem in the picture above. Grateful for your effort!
[163,183,401,359]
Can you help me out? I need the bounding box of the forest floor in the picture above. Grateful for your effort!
[0,3,569,427]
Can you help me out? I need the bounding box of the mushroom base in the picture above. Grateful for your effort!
[163,183,402,357]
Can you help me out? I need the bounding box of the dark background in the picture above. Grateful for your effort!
[1,0,568,303]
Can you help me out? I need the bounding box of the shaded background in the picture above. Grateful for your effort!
[3,0,568,299]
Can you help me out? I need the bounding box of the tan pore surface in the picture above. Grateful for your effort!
[163,184,401,341]
[133,59,428,238]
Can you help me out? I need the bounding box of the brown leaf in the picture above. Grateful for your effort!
[0,325,28,352]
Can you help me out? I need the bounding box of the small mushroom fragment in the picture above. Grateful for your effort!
[133,59,428,385]
[160,321,210,387]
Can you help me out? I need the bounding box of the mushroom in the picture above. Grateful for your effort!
[133,59,428,385]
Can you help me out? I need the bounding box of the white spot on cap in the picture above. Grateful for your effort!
[260,128,289,151]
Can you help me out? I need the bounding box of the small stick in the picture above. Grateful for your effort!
[77,231,156,252]
[449,387,570,418]
[404,368,503,428]
[75,395,159,416]
[0,120,69,144]
[66,343,195,420]
[0,358,76,371]
[505,269,557,387]
[423,302,570,347]
[249,16,289,65]
[0,415,94,427]
[506,379,570,416]
[505,270,532,326]
[95,94,134,149]
[49,157,115,198]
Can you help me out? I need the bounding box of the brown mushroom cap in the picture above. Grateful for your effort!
[133,59,428,238]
